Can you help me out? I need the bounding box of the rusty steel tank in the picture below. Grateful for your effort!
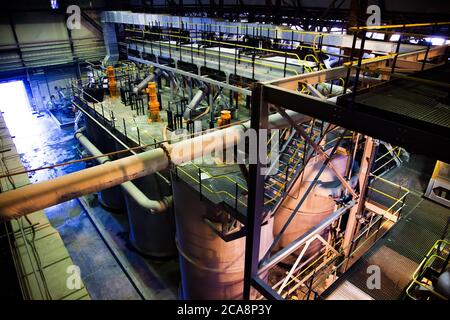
[273,150,349,256]
[172,172,273,300]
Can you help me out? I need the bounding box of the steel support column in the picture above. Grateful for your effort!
[342,137,377,268]
[243,83,268,300]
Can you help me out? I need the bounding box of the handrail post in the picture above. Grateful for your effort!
[235,182,238,210]
[198,168,202,200]
[252,53,255,80]
[343,30,358,94]
[421,39,431,71]
[137,127,141,146]
[391,25,405,74]
[351,30,367,103]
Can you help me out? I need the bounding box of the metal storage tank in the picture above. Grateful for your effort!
[123,173,177,257]
[273,151,349,256]
[172,174,274,300]
[84,116,126,212]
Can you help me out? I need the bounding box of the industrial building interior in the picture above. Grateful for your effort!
[0,0,449,301]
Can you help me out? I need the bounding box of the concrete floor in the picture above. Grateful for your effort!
[7,98,178,299]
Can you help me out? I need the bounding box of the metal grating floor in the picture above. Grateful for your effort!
[335,64,450,162]
[323,183,450,300]
[354,82,450,129]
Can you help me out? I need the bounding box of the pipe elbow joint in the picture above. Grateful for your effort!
[149,196,172,214]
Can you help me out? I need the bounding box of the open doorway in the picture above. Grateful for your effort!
[0,80,34,138]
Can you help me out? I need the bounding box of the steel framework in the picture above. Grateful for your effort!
[243,23,450,300]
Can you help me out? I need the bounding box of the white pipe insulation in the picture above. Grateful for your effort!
[0,110,310,220]
[75,129,171,213]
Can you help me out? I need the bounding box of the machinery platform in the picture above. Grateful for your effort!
[322,159,450,300]
[337,64,450,162]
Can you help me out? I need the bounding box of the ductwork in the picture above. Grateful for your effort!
[161,70,178,89]
[133,69,179,94]
[0,110,310,219]
[133,68,163,94]
[183,85,209,120]
[75,129,171,213]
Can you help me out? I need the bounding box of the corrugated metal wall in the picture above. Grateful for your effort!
[0,10,105,73]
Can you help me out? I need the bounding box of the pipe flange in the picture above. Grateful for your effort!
[159,142,174,169]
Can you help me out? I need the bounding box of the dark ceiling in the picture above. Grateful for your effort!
[3,0,450,26]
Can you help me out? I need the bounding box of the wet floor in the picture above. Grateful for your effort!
[2,88,144,299]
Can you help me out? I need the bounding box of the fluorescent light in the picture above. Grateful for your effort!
[390,34,400,42]
[50,0,59,9]
[425,37,446,46]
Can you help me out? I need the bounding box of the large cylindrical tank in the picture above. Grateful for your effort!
[273,152,348,256]
[123,173,177,257]
[84,116,126,212]
[172,175,274,300]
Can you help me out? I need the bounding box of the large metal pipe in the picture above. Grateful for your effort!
[75,129,171,213]
[133,68,162,94]
[183,86,208,120]
[161,70,178,89]
[0,111,310,219]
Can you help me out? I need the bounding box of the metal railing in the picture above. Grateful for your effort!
[343,22,450,97]
[405,239,450,300]
[127,36,303,77]
[268,172,410,299]
[367,173,410,219]
[174,164,248,211]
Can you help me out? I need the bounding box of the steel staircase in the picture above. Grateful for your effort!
[263,120,325,212]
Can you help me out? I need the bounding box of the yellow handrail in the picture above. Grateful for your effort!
[189,162,248,192]
[184,127,290,204]
[128,37,300,76]
[343,52,398,69]
[406,239,450,300]
[349,22,450,32]
[176,165,248,208]
[183,22,331,36]
[126,28,307,68]
[369,173,409,192]
[264,127,320,205]
[367,186,401,202]
[267,127,289,158]
[375,146,399,163]
[372,147,402,175]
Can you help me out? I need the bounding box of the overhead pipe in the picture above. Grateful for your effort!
[75,129,171,213]
[161,70,178,89]
[133,68,162,94]
[133,69,179,94]
[0,110,310,220]
[183,84,209,120]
